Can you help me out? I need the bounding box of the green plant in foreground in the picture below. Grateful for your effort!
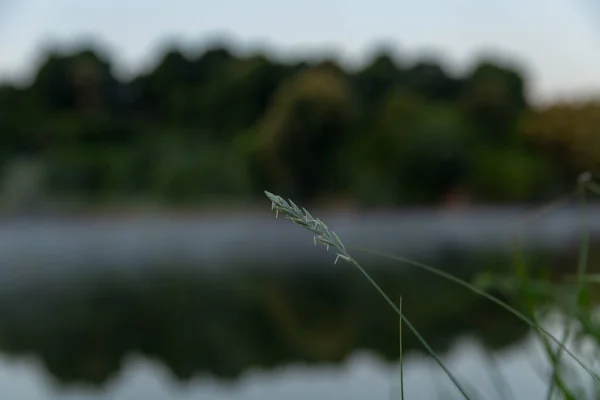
[265,190,474,399]
[399,296,404,400]
[264,187,600,398]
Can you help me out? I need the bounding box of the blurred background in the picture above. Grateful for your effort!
[1,0,600,399]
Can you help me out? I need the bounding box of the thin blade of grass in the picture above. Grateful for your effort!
[264,191,476,400]
[349,245,600,384]
[547,184,590,399]
[346,257,475,400]
[399,296,404,400]
[511,242,577,400]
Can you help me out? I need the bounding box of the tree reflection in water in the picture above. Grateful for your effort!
[0,245,588,388]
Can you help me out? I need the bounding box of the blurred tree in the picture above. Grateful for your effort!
[31,48,117,112]
[133,48,195,124]
[0,40,584,208]
[29,48,122,153]
[148,133,254,205]
[466,145,557,202]
[30,53,76,110]
[460,61,527,142]
[353,50,403,109]
[396,104,471,203]
[258,63,358,202]
[341,89,425,205]
[521,102,600,174]
[193,54,290,138]
[0,85,36,153]
[404,60,463,102]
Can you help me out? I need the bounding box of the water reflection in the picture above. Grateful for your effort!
[0,257,533,384]
[0,347,549,400]
[0,211,597,399]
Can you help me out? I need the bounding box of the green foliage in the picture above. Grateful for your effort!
[467,146,558,202]
[0,42,588,208]
[258,64,359,202]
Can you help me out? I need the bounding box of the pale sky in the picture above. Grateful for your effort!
[1,0,600,105]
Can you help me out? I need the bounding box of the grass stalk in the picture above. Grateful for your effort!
[350,245,600,384]
[546,184,590,399]
[399,296,404,400]
[265,191,474,400]
[265,181,600,398]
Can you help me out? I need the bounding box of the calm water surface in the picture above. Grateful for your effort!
[0,208,598,399]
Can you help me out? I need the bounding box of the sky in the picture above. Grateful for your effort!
[1,0,600,105]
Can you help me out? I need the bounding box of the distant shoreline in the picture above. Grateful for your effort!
[0,199,595,222]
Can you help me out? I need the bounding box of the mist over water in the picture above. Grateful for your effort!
[0,209,596,399]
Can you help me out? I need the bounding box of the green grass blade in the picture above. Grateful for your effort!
[349,245,600,384]
[347,257,474,400]
[264,190,475,399]
[399,296,404,400]
[547,185,590,399]
[511,242,576,400]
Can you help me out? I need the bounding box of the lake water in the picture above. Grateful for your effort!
[0,207,599,399]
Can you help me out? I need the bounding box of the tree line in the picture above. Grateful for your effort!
[0,41,597,208]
